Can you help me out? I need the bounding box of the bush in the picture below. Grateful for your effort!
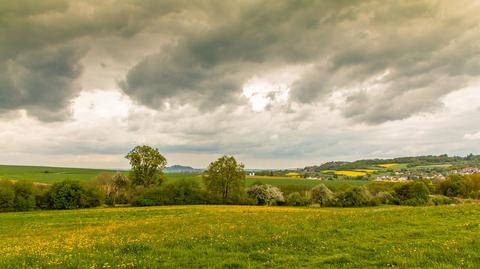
[46,180,103,209]
[246,184,284,206]
[395,181,430,206]
[309,184,333,207]
[132,179,208,206]
[13,182,36,211]
[437,175,462,197]
[469,190,480,199]
[430,195,454,205]
[286,192,308,206]
[375,191,396,205]
[161,179,205,205]
[0,182,15,211]
[333,186,375,207]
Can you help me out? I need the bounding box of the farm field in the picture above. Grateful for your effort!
[0,165,369,189]
[0,205,479,268]
[245,175,369,189]
[0,165,115,183]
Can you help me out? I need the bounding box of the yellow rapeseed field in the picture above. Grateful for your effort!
[377,163,398,168]
[321,170,367,177]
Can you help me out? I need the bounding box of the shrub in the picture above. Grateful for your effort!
[13,182,36,211]
[395,181,430,206]
[430,195,454,205]
[461,174,480,197]
[333,186,375,207]
[161,179,205,205]
[246,184,284,206]
[46,180,103,209]
[286,192,308,206]
[309,184,333,207]
[132,179,208,206]
[469,190,480,199]
[437,175,462,197]
[83,184,105,207]
[375,191,396,205]
[0,182,15,211]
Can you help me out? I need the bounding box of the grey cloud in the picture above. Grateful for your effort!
[120,0,363,110]
[0,46,84,121]
[0,0,190,120]
[2,0,480,124]
[120,47,254,110]
[122,0,480,123]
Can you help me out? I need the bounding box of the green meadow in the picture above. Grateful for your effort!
[0,205,479,268]
[0,165,368,190]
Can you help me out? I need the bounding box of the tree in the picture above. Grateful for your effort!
[310,184,333,207]
[334,186,374,207]
[246,184,284,205]
[203,156,245,201]
[125,145,167,187]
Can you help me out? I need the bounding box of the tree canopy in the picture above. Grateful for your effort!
[125,145,167,186]
[202,155,245,201]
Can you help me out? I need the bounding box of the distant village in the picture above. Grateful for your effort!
[374,167,480,181]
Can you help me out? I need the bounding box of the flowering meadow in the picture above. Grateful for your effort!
[0,205,479,268]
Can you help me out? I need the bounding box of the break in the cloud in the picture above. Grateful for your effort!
[0,0,479,168]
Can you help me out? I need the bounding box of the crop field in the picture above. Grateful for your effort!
[0,165,369,189]
[0,205,479,268]
[0,165,115,183]
[321,170,368,177]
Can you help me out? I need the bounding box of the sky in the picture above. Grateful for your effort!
[1,0,480,169]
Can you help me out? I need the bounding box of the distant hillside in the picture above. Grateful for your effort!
[304,154,480,172]
[164,165,203,173]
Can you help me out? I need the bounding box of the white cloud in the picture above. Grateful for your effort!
[464,132,480,140]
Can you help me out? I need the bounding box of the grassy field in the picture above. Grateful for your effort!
[0,205,479,268]
[0,165,115,183]
[245,176,368,190]
[0,165,369,189]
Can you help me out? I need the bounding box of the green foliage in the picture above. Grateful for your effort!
[132,179,206,206]
[430,195,454,205]
[309,184,333,207]
[125,145,167,187]
[0,182,14,211]
[470,190,480,199]
[12,181,36,211]
[161,179,205,204]
[375,191,396,205]
[46,180,103,209]
[394,181,430,206]
[333,186,375,207]
[437,175,463,197]
[286,192,308,206]
[203,156,246,201]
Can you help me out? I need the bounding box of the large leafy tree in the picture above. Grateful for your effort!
[203,156,245,201]
[125,145,167,186]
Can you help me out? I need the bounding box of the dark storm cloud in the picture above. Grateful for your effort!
[0,0,188,121]
[2,0,480,123]
[0,46,84,121]
[122,0,480,123]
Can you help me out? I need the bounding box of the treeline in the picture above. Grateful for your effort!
[0,180,103,212]
[251,173,480,207]
[1,146,480,212]
[304,154,479,171]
